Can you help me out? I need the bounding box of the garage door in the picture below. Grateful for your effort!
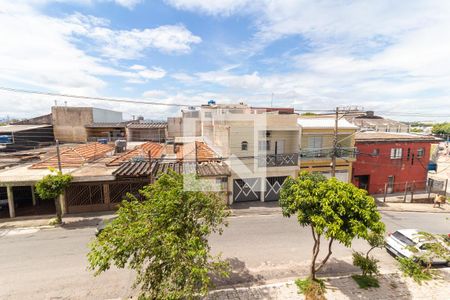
[264,176,287,201]
[233,178,261,202]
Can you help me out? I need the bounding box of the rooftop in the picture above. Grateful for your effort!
[297,118,358,129]
[31,143,114,169]
[0,124,52,133]
[355,131,440,142]
[126,121,167,129]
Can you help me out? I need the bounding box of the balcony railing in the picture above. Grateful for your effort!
[299,147,357,160]
[258,153,299,167]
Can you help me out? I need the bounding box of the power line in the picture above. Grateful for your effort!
[0,86,192,108]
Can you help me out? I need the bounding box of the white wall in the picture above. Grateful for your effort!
[92,108,122,123]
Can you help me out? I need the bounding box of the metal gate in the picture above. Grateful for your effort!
[109,182,147,203]
[66,184,103,207]
[233,178,261,202]
[264,176,287,201]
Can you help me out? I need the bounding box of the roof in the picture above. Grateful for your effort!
[355,132,440,142]
[31,143,114,169]
[347,117,409,129]
[176,141,218,161]
[107,142,164,166]
[0,124,52,133]
[297,118,358,129]
[85,122,128,128]
[113,160,229,177]
[126,122,167,129]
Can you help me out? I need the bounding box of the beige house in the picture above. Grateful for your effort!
[297,118,358,182]
[198,103,299,203]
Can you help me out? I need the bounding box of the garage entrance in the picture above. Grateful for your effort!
[233,176,288,203]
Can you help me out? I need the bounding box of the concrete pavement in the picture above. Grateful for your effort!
[0,211,449,299]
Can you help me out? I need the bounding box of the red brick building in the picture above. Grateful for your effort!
[352,132,439,195]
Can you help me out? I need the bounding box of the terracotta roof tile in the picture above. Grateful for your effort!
[107,142,164,166]
[31,143,114,169]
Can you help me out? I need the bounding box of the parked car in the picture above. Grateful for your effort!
[95,216,117,236]
[385,229,450,266]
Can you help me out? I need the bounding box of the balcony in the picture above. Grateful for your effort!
[299,147,357,160]
[258,153,299,167]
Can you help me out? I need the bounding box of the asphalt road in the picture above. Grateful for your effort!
[0,211,448,299]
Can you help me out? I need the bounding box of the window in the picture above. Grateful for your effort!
[407,148,411,160]
[371,148,379,156]
[417,148,425,158]
[204,112,212,118]
[258,140,270,151]
[241,141,248,151]
[390,148,402,159]
[308,136,323,149]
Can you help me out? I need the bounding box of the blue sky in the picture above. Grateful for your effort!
[0,0,449,121]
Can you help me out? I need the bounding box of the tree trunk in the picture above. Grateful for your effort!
[54,196,62,223]
[315,238,334,273]
[310,226,321,281]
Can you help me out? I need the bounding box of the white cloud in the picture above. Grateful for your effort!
[127,65,166,82]
[113,0,141,9]
[164,0,253,16]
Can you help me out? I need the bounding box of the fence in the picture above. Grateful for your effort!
[379,178,448,203]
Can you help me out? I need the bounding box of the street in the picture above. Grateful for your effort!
[0,211,449,299]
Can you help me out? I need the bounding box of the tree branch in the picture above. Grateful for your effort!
[315,238,334,273]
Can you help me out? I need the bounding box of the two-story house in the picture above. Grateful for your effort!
[297,118,358,182]
[199,103,299,203]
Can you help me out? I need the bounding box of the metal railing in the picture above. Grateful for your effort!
[299,147,357,160]
[258,153,299,167]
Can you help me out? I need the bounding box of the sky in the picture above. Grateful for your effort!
[0,0,449,121]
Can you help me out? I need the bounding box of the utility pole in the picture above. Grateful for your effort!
[56,139,62,172]
[331,107,339,177]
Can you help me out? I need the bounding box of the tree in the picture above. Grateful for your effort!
[279,171,385,281]
[432,122,450,136]
[88,171,230,299]
[35,169,72,223]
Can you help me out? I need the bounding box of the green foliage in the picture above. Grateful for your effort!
[397,257,432,284]
[280,171,385,281]
[352,252,379,276]
[432,122,450,135]
[351,274,380,289]
[35,169,72,200]
[410,127,423,133]
[409,231,450,268]
[295,278,326,300]
[280,172,385,245]
[88,171,230,300]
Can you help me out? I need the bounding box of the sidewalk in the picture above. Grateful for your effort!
[230,201,450,217]
[0,211,115,229]
[207,269,450,299]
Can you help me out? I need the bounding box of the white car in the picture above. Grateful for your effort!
[385,229,450,266]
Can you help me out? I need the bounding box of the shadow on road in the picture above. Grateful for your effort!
[61,217,104,230]
[211,257,264,289]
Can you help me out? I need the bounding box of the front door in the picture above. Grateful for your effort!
[276,140,285,154]
[264,176,287,201]
[387,176,395,193]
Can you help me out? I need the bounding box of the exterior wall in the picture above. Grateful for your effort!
[52,107,93,142]
[126,128,166,142]
[352,141,432,194]
[299,127,356,183]
[167,117,201,138]
[92,108,123,123]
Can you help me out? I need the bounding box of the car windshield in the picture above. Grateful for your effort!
[393,231,416,246]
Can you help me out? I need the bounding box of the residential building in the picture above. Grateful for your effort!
[297,118,358,182]
[352,132,439,194]
[125,120,167,142]
[345,111,410,133]
[52,106,123,142]
[199,102,299,203]
[167,107,202,138]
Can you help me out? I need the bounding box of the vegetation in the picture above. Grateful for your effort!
[279,171,385,294]
[295,278,326,300]
[397,257,433,284]
[410,127,423,133]
[432,122,450,135]
[398,231,450,284]
[351,274,380,289]
[35,169,72,223]
[351,231,385,288]
[88,172,230,300]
